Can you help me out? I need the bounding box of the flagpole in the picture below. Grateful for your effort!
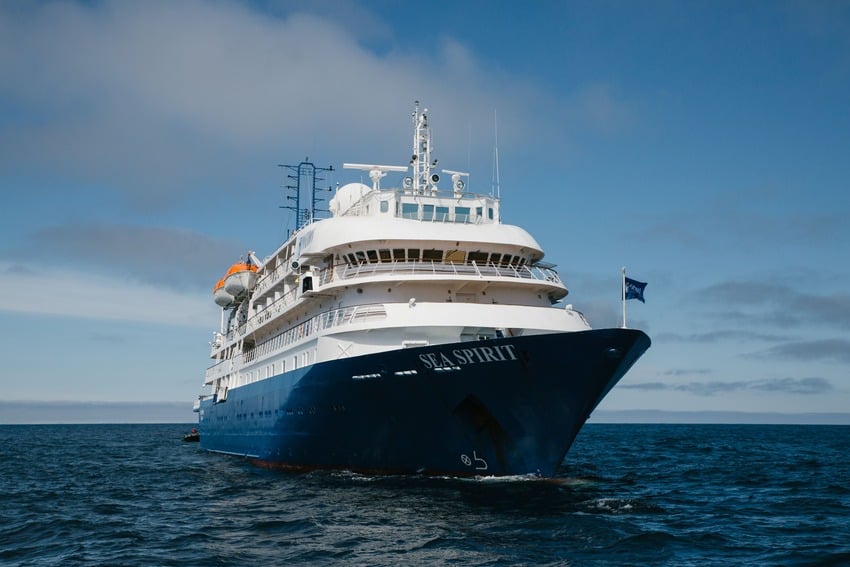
[621,266,627,329]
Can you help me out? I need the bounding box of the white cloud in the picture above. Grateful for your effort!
[0,1,555,207]
[0,261,219,328]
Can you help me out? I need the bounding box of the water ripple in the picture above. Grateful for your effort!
[0,423,848,565]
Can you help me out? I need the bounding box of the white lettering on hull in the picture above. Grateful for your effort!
[418,343,519,369]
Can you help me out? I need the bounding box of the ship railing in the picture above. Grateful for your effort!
[224,284,301,342]
[320,260,562,286]
[239,303,387,365]
[226,260,560,344]
[205,353,244,383]
[253,262,288,297]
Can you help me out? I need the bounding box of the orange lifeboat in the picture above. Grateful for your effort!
[212,278,235,308]
[223,261,259,297]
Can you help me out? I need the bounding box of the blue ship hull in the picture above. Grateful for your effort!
[197,328,650,477]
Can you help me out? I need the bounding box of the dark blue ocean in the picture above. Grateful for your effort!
[1,424,848,566]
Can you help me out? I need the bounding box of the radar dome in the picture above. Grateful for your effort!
[329,182,371,216]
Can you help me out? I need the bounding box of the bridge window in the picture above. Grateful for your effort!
[455,207,470,223]
[402,203,418,219]
[422,204,434,221]
[435,206,449,222]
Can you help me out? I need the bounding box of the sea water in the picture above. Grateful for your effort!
[1,423,848,565]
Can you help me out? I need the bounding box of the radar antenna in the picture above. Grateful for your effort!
[278,159,334,234]
[442,169,469,196]
[342,163,408,191]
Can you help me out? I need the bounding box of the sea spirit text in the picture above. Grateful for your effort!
[418,344,519,369]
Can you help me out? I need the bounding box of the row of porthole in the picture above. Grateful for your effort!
[285,406,318,416]
[214,404,349,421]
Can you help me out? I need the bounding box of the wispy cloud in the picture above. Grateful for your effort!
[567,83,636,136]
[754,339,850,364]
[0,260,217,327]
[699,281,850,330]
[661,368,713,377]
[620,377,834,396]
[9,222,244,291]
[0,1,557,209]
[656,330,792,343]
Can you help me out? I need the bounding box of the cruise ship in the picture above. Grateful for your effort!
[194,102,650,477]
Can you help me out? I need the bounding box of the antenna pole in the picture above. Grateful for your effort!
[621,266,627,329]
[492,108,501,199]
[411,101,435,194]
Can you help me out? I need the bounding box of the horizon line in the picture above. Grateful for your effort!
[1,401,849,425]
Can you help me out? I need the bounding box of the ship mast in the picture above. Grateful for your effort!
[410,101,439,194]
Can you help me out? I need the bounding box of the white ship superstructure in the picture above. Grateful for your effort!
[201,103,589,409]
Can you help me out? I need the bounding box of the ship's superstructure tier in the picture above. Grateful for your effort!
[202,182,586,404]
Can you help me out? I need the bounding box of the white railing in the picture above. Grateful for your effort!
[211,303,387,377]
[219,259,562,354]
[255,259,561,301]
[233,260,560,340]
[253,262,289,297]
[321,260,562,286]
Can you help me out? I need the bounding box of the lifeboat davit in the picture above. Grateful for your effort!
[223,262,259,297]
[212,278,235,308]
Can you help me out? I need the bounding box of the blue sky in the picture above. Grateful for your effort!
[1,0,849,421]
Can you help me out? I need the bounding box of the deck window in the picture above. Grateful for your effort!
[380,200,389,213]
[468,251,488,264]
[407,249,420,262]
[422,249,443,262]
[445,250,465,263]
[366,250,378,263]
[489,253,501,265]
[378,249,392,262]
[392,248,406,261]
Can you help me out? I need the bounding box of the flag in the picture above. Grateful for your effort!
[624,277,647,303]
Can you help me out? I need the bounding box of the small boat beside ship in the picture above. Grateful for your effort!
[192,102,650,477]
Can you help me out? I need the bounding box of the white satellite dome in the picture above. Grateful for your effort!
[329,182,371,216]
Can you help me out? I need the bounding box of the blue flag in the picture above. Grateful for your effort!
[625,277,647,303]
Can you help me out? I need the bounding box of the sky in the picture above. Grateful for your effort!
[1,0,849,422]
